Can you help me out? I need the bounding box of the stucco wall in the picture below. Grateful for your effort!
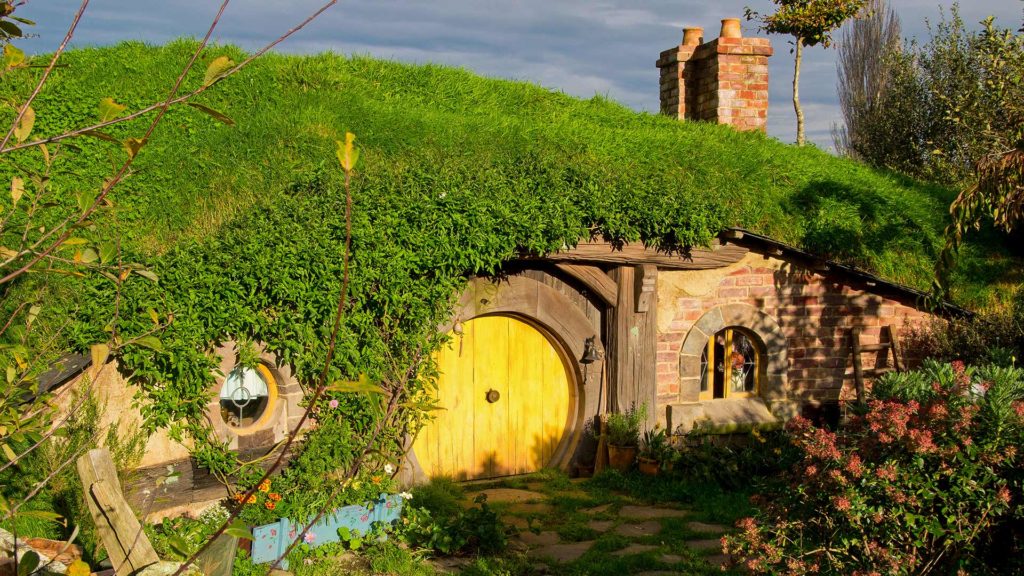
[54,361,191,468]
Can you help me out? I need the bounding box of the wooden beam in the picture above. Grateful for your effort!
[543,241,748,270]
[77,449,160,575]
[633,264,657,313]
[553,263,618,307]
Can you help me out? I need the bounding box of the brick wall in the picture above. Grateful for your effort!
[655,253,934,413]
[657,29,772,131]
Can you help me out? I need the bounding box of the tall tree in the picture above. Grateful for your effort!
[833,0,901,159]
[746,0,868,146]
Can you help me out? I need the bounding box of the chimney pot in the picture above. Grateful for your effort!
[720,18,742,39]
[682,27,703,46]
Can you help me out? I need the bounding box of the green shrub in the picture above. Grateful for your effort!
[725,360,1024,574]
[409,476,463,520]
[903,302,1023,367]
[400,493,507,556]
[606,403,646,447]
[147,504,230,560]
[673,429,798,491]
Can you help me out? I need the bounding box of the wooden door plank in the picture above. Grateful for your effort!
[473,316,509,478]
[454,321,476,479]
[542,332,571,467]
[506,318,533,474]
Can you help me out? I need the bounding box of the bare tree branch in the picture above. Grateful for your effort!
[0,0,231,285]
[0,0,90,151]
[0,0,340,155]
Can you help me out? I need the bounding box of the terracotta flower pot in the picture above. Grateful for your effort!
[638,457,659,477]
[607,444,637,473]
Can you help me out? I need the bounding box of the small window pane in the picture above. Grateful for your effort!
[219,366,271,428]
[699,346,709,393]
[730,331,757,393]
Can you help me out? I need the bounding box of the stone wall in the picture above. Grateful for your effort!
[654,252,933,429]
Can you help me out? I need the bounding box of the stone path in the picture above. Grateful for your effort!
[459,484,734,574]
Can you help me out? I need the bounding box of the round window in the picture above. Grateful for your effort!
[219,364,275,429]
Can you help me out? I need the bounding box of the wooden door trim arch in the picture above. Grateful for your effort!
[407,275,605,483]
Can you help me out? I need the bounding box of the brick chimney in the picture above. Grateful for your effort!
[656,18,772,132]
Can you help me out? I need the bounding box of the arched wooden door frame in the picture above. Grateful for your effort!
[406,275,605,483]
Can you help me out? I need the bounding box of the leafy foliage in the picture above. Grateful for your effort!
[605,403,646,447]
[725,361,1024,574]
[840,7,1024,186]
[400,493,508,556]
[746,0,867,145]
[745,0,867,48]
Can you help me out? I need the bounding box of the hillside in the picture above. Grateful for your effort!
[3,40,1017,309]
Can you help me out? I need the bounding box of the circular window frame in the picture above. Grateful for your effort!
[217,363,279,434]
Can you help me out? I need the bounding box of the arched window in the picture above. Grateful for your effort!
[698,327,759,401]
[218,363,277,430]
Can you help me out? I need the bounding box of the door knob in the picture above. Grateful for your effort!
[486,389,500,403]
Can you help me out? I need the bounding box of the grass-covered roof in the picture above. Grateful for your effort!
[11,40,1015,309]
[6,41,1018,308]
[6,39,1015,317]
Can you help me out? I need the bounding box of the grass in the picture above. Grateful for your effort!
[228,469,752,575]
[0,40,1017,308]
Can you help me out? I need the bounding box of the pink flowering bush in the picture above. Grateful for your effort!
[724,360,1024,575]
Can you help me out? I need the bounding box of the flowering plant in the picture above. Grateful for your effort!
[724,360,1024,575]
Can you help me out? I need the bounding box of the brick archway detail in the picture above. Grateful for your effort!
[677,303,788,403]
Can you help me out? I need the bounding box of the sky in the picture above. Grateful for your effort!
[16,1,1024,150]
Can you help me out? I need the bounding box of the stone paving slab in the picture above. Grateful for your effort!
[586,519,614,532]
[618,505,688,519]
[517,531,561,547]
[474,488,546,503]
[611,543,658,556]
[581,503,612,515]
[660,554,683,563]
[614,520,662,537]
[508,502,553,515]
[527,541,595,563]
[686,521,728,535]
[706,554,731,568]
[686,538,722,552]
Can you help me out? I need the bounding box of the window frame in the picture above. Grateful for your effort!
[699,327,760,401]
[218,363,279,433]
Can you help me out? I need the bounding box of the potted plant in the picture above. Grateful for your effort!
[605,403,646,472]
[638,427,668,476]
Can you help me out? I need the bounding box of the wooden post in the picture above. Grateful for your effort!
[886,325,905,371]
[76,449,160,576]
[850,327,865,405]
[607,265,658,426]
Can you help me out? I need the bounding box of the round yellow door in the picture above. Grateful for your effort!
[414,315,573,480]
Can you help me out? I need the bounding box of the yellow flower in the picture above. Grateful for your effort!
[258,479,271,493]
[247,494,257,504]
[67,561,91,576]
